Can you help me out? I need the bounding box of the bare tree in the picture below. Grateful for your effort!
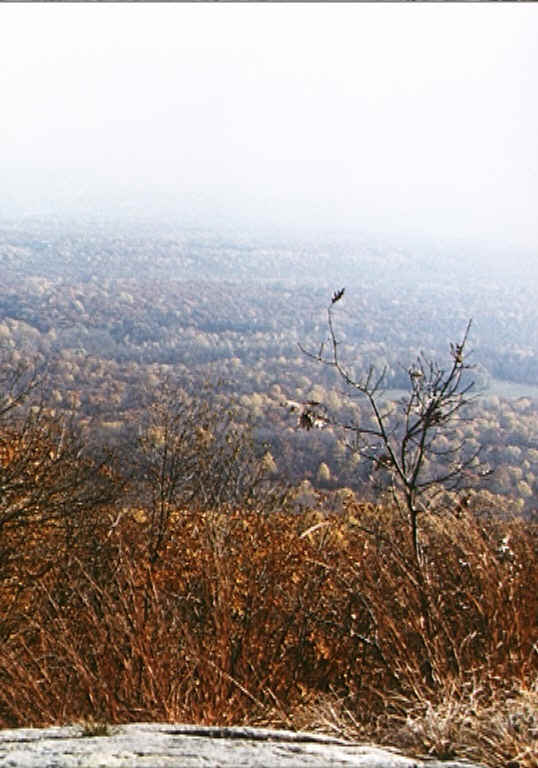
[0,355,119,539]
[300,289,485,564]
[134,378,284,563]
[0,354,123,644]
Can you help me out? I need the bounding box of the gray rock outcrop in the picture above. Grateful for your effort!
[0,723,486,768]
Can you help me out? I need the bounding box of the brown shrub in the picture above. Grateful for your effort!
[0,500,535,767]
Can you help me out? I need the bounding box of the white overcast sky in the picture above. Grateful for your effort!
[1,4,537,250]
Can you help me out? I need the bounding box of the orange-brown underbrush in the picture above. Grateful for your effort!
[0,500,535,766]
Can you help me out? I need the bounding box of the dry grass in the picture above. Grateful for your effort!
[389,677,538,767]
[76,718,117,738]
[0,499,536,767]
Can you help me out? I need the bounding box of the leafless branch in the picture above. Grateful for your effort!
[298,291,482,566]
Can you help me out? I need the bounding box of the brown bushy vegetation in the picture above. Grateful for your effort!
[0,357,535,765]
[0,486,535,766]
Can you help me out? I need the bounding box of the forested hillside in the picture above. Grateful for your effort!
[1,216,537,514]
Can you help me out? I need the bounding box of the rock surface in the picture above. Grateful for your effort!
[0,723,486,768]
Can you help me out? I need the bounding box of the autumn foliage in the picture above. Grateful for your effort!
[0,360,534,766]
[0,420,536,768]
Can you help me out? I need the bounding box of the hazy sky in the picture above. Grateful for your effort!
[1,4,537,250]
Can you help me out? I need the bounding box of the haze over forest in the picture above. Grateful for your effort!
[1,5,538,513]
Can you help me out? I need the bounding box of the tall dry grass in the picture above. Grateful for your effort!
[0,500,535,767]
